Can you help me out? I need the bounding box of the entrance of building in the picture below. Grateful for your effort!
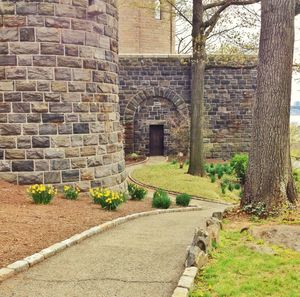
[149,125,164,156]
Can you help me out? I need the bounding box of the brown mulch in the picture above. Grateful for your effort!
[0,181,153,269]
[125,156,147,166]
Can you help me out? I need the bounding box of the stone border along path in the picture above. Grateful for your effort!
[171,212,224,297]
[0,205,227,297]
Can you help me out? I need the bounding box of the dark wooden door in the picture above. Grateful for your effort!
[149,125,164,156]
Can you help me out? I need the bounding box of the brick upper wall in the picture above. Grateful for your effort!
[118,0,175,54]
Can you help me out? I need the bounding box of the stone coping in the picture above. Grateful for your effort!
[120,54,192,58]
[128,171,234,206]
[119,54,257,66]
[0,206,203,284]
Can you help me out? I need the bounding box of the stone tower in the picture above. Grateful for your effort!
[0,0,127,191]
[118,0,175,54]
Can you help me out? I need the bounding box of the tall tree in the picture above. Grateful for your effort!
[242,0,299,211]
[187,0,260,176]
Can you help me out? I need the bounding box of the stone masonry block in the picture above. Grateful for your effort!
[172,287,189,297]
[37,28,60,43]
[7,260,29,273]
[0,268,15,282]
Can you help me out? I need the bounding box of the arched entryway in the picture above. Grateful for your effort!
[124,87,189,156]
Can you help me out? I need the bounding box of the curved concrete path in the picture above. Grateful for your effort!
[0,158,227,297]
[0,208,225,297]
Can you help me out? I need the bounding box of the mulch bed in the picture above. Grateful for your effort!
[0,181,153,269]
[125,156,147,166]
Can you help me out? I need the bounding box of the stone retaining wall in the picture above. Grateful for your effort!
[119,55,257,159]
[0,0,126,190]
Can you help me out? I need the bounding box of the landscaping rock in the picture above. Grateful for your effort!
[246,243,276,255]
[206,217,222,229]
[40,242,67,258]
[178,275,194,289]
[212,211,223,220]
[172,287,189,297]
[250,225,300,252]
[0,268,14,282]
[207,223,221,246]
[23,253,44,266]
[7,260,29,272]
[185,246,201,267]
[192,228,209,252]
[183,267,198,278]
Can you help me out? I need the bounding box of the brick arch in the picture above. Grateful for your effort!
[124,87,189,124]
[123,87,189,154]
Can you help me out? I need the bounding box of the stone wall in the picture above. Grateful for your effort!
[119,55,257,159]
[0,0,127,191]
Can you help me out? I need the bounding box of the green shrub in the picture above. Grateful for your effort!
[63,185,80,200]
[210,174,216,183]
[234,183,241,190]
[176,193,191,207]
[152,189,171,209]
[27,184,57,205]
[230,153,249,184]
[128,183,136,196]
[220,182,227,194]
[128,183,147,200]
[228,183,234,192]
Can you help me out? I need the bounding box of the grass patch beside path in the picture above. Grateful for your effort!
[131,163,240,203]
[190,229,300,297]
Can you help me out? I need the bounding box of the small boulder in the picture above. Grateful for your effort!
[246,243,276,255]
[192,228,209,252]
[212,211,223,220]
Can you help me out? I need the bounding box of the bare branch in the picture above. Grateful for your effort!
[204,3,231,35]
[203,0,260,36]
[207,25,240,40]
[204,0,260,11]
[165,0,192,25]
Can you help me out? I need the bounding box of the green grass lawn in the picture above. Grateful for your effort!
[131,163,240,203]
[190,230,300,297]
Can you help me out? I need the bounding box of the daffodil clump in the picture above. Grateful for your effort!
[27,184,57,205]
[89,188,125,211]
[63,185,80,200]
[128,183,147,201]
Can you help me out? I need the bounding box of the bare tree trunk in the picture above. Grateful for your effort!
[242,0,298,212]
[188,0,206,176]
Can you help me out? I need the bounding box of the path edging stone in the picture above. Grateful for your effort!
[171,210,226,297]
[0,206,203,284]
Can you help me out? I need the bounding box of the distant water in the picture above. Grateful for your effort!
[291,115,300,124]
